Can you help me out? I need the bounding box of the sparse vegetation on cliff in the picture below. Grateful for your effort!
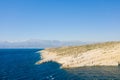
[37,41,120,68]
[45,41,120,56]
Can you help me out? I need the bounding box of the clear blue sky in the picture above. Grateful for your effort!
[0,0,120,41]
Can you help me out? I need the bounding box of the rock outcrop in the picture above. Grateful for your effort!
[36,42,120,68]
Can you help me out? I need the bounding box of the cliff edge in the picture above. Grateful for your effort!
[36,42,120,68]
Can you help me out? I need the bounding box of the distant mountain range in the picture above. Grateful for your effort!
[0,40,89,48]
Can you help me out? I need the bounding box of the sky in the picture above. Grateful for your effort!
[0,0,120,42]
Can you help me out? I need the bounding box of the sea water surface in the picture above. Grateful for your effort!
[0,49,120,80]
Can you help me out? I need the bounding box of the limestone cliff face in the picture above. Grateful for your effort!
[36,42,120,68]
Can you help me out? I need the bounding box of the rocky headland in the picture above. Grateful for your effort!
[36,42,120,68]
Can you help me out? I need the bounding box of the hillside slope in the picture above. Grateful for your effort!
[36,42,120,68]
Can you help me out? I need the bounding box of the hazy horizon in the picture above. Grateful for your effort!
[0,39,115,43]
[0,39,89,48]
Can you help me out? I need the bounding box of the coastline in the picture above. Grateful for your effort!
[36,42,120,68]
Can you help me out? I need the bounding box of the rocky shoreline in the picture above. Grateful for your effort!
[36,42,120,68]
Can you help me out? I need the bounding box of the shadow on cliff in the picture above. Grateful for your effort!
[64,66,120,80]
[35,50,83,80]
[35,61,84,80]
[35,50,120,80]
[36,61,120,80]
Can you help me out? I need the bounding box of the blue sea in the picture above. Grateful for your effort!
[0,49,120,80]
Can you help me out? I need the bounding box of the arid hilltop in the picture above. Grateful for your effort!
[36,42,120,68]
